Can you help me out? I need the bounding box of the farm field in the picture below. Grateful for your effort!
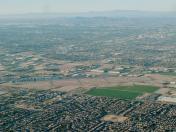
[86,85,159,99]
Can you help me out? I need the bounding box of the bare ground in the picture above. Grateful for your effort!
[101,114,128,123]
[1,74,176,92]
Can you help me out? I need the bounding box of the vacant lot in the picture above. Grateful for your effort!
[86,85,159,99]
[1,74,171,92]
[101,115,128,123]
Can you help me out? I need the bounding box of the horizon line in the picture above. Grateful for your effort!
[0,9,176,16]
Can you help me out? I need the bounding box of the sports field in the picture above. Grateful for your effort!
[86,85,159,99]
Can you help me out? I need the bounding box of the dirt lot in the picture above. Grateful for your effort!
[101,114,128,123]
[1,74,176,92]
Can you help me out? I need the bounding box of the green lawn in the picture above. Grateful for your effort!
[86,85,159,100]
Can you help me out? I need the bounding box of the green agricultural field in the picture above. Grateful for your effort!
[86,85,159,100]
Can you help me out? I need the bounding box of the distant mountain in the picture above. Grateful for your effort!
[1,10,176,19]
[64,10,176,18]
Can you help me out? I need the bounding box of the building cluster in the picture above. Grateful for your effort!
[0,88,175,131]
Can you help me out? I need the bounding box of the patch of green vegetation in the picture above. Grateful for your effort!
[159,72,176,76]
[86,85,159,100]
[103,68,110,73]
[151,71,176,76]
[86,88,140,99]
[106,85,159,93]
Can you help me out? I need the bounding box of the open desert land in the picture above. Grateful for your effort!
[1,74,175,92]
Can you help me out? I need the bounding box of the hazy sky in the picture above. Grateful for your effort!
[0,0,176,15]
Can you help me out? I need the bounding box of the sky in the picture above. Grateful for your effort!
[0,0,176,15]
